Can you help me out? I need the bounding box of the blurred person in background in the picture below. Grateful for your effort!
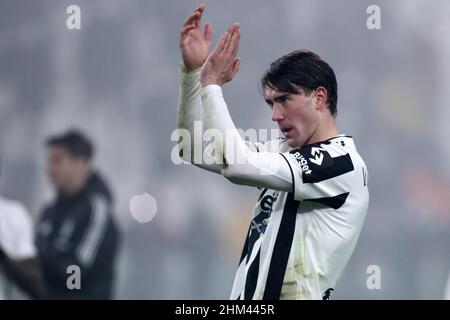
[35,130,120,299]
[0,162,46,299]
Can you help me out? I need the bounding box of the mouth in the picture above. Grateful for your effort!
[280,127,293,137]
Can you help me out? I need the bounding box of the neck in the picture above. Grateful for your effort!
[305,115,338,145]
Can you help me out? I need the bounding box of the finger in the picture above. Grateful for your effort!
[181,23,196,37]
[224,23,239,51]
[183,9,202,28]
[226,23,240,55]
[226,23,235,34]
[216,32,228,53]
[224,33,233,52]
[195,5,205,28]
[232,30,240,57]
[204,22,212,49]
[230,58,241,78]
[181,23,196,33]
[196,4,205,12]
[183,14,199,29]
[204,22,212,42]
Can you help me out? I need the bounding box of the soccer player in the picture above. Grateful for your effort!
[177,5,369,300]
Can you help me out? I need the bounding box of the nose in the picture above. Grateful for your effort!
[271,104,284,122]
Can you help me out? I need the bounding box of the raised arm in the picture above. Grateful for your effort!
[177,5,222,173]
[200,23,294,191]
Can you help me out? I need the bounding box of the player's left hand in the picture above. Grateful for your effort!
[200,23,241,87]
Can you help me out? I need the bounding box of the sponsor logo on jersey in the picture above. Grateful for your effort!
[291,151,312,175]
[252,192,278,235]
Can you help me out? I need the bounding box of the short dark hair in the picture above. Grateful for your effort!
[46,130,94,160]
[260,49,338,117]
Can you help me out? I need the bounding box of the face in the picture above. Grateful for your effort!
[265,86,320,147]
[47,146,88,192]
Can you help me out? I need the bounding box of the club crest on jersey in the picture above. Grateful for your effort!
[309,147,326,166]
[291,151,312,175]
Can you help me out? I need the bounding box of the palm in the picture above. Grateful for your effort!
[180,5,211,70]
[181,28,209,69]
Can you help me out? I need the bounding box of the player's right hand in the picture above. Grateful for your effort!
[180,4,212,71]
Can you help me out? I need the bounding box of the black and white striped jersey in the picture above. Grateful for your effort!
[230,135,369,300]
[178,73,369,300]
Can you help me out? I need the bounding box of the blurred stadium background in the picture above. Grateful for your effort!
[0,0,449,299]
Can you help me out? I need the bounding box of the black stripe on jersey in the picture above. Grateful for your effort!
[289,149,355,183]
[280,153,295,194]
[304,192,350,210]
[244,250,261,300]
[239,227,251,264]
[257,188,268,202]
[246,224,260,264]
[239,188,269,265]
[263,193,300,300]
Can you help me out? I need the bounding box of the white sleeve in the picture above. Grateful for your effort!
[0,203,37,260]
[176,64,223,174]
[201,84,295,191]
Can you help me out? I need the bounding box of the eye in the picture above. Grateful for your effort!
[277,95,290,105]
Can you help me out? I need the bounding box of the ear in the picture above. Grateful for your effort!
[314,86,328,111]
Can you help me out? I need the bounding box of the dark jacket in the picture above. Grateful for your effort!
[35,172,120,299]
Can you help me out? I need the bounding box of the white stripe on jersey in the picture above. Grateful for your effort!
[76,195,109,268]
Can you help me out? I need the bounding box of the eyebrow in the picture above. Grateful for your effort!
[265,93,291,105]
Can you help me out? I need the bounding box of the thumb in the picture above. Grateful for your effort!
[230,58,241,78]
